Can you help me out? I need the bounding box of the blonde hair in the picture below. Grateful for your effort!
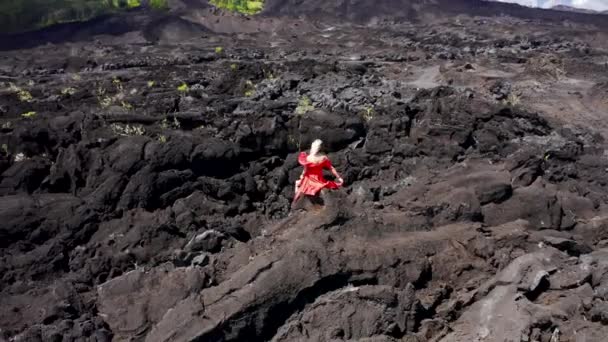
[307,139,325,163]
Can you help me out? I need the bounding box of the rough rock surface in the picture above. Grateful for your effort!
[2,1,608,341]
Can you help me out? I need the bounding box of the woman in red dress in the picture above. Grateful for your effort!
[293,139,344,205]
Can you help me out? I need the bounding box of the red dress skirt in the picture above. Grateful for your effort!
[293,152,341,203]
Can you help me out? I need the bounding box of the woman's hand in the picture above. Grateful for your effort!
[337,177,344,185]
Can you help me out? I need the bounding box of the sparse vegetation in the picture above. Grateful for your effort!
[147,80,156,88]
[295,96,315,115]
[287,134,301,150]
[361,106,375,122]
[61,87,77,96]
[215,46,224,54]
[9,83,34,102]
[110,123,145,136]
[244,80,256,97]
[160,117,181,130]
[263,68,275,80]
[1,144,8,154]
[99,96,113,108]
[502,93,521,107]
[524,54,565,80]
[230,64,238,71]
[158,135,167,143]
[126,0,141,8]
[149,0,169,10]
[96,78,131,108]
[112,77,123,89]
[120,101,133,110]
[209,0,265,15]
[21,111,37,118]
[177,83,189,92]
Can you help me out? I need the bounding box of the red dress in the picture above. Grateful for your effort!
[293,152,341,203]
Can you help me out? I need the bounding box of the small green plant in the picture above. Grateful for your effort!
[230,63,238,71]
[110,123,145,136]
[149,0,169,9]
[160,117,181,130]
[502,93,521,107]
[1,144,7,154]
[71,74,82,81]
[287,134,300,150]
[244,80,255,97]
[99,96,113,108]
[9,83,33,102]
[120,101,133,110]
[215,46,224,54]
[61,87,77,96]
[127,0,141,8]
[209,0,265,15]
[21,111,37,118]
[158,135,167,143]
[96,79,130,108]
[147,80,156,88]
[177,83,189,92]
[295,96,315,115]
[112,77,123,90]
[263,69,275,80]
[18,89,33,102]
[361,106,375,122]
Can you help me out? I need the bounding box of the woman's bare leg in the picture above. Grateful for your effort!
[320,189,333,209]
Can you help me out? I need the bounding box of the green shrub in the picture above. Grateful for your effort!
[149,0,168,9]
[361,106,375,122]
[8,83,33,102]
[61,87,77,96]
[243,80,255,97]
[21,111,37,118]
[295,96,314,115]
[177,83,189,92]
[111,123,145,136]
[502,93,521,107]
[126,0,140,8]
[209,0,265,15]
[160,117,181,130]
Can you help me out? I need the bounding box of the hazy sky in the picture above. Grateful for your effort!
[494,0,608,11]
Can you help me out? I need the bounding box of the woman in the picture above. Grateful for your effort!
[293,139,344,205]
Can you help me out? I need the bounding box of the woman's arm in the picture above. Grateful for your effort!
[330,166,343,184]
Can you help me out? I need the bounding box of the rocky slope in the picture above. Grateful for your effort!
[2,1,608,342]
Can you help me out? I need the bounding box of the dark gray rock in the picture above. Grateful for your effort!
[185,230,225,253]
